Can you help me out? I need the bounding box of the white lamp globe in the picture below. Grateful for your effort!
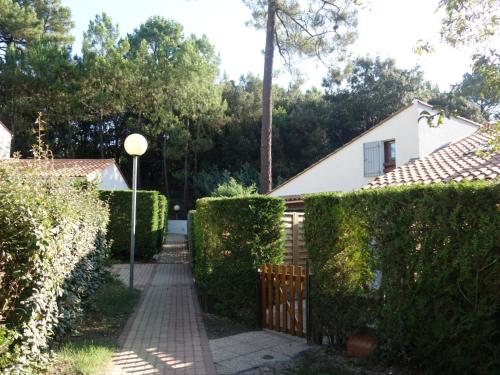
[124,134,148,156]
[173,204,181,212]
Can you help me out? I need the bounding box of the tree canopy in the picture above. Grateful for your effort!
[0,2,497,215]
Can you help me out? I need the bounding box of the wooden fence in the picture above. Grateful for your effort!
[283,212,307,266]
[258,263,307,337]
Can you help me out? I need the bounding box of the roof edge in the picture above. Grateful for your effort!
[413,99,483,128]
[269,99,484,196]
[0,120,12,135]
[104,160,131,190]
[269,101,417,195]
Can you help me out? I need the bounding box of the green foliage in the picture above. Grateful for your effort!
[1,2,497,208]
[53,276,140,375]
[187,210,196,260]
[243,0,359,65]
[304,182,500,374]
[99,190,167,260]
[453,57,500,121]
[0,0,74,52]
[194,196,285,324]
[158,194,168,246]
[193,162,259,197]
[438,0,499,48]
[211,177,257,197]
[0,163,110,373]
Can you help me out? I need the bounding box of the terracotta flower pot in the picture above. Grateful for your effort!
[347,335,376,357]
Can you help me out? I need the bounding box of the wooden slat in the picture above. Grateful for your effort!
[274,265,279,330]
[258,263,306,336]
[275,265,281,331]
[260,264,266,326]
[267,264,273,329]
[279,265,285,332]
[292,213,299,266]
[289,265,295,335]
[296,268,303,337]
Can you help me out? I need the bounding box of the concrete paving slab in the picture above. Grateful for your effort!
[209,329,309,374]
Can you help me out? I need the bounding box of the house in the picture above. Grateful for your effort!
[269,100,481,207]
[366,130,499,188]
[0,120,12,159]
[0,120,129,190]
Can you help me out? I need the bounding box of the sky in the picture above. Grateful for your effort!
[62,0,477,92]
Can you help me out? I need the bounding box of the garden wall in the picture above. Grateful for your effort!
[193,196,285,325]
[0,165,110,373]
[304,182,499,374]
[99,190,168,260]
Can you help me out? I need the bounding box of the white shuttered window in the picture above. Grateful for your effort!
[363,141,383,177]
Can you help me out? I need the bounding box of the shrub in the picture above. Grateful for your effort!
[157,194,168,247]
[304,182,500,374]
[99,190,167,260]
[211,177,257,197]
[0,163,110,374]
[187,210,196,261]
[194,196,285,325]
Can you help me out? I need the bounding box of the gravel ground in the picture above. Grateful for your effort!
[202,312,257,339]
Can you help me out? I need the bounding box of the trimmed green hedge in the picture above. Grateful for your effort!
[187,210,196,262]
[0,164,110,373]
[194,196,285,324]
[158,194,168,247]
[99,190,167,260]
[304,182,500,374]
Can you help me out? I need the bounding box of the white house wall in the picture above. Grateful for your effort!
[0,124,12,159]
[270,103,420,196]
[415,102,479,156]
[97,164,129,190]
[270,101,480,197]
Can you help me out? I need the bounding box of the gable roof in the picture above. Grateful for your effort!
[0,120,11,135]
[269,102,418,195]
[1,158,117,177]
[269,100,482,195]
[366,130,499,188]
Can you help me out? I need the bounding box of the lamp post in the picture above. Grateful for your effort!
[124,133,148,291]
[173,204,181,220]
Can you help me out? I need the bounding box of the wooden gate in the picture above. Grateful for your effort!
[258,264,307,337]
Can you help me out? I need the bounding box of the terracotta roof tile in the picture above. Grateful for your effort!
[367,131,499,188]
[0,158,116,177]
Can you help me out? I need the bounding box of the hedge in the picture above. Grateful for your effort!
[0,164,110,373]
[304,182,500,374]
[194,196,285,325]
[158,194,168,247]
[187,210,196,264]
[99,190,167,260]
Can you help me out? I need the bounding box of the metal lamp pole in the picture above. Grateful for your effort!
[129,155,138,291]
[124,133,148,292]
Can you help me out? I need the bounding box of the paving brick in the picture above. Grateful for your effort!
[109,239,216,375]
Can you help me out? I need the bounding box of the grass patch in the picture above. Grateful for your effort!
[50,275,140,375]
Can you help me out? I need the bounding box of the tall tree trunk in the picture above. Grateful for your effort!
[98,124,104,158]
[162,135,170,197]
[98,110,104,159]
[183,118,190,216]
[66,121,75,158]
[260,0,276,194]
[194,120,200,174]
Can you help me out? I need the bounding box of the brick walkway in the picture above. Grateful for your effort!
[109,240,216,375]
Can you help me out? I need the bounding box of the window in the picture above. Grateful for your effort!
[383,140,396,173]
[363,140,396,177]
[363,141,382,177]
